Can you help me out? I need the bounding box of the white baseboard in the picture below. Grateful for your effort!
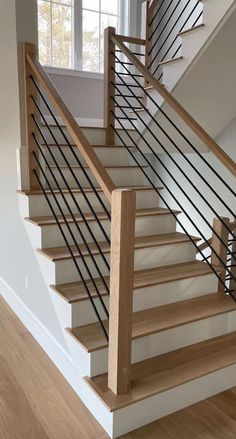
[0,276,75,374]
[0,276,113,437]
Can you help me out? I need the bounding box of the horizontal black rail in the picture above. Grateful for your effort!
[112,54,236,207]
[32,131,110,295]
[30,76,111,225]
[109,49,236,297]
[30,76,112,338]
[147,0,203,77]
[33,167,109,340]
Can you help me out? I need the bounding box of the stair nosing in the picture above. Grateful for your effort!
[66,293,236,353]
[159,56,183,67]
[51,261,220,304]
[25,207,180,227]
[17,185,162,196]
[84,331,236,412]
[37,232,201,262]
[178,23,205,37]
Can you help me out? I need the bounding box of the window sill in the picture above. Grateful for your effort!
[45,66,104,80]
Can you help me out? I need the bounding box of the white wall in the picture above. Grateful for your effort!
[0,0,70,350]
[47,70,104,120]
[150,0,203,76]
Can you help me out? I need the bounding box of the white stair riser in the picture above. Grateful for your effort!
[69,310,236,377]
[41,126,139,146]
[39,215,176,248]
[43,146,137,167]
[46,241,197,284]
[45,166,147,188]
[111,364,236,438]
[66,272,218,327]
[22,190,160,217]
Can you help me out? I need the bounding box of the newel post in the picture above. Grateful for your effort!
[145,0,152,72]
[108,189,136,395]
[211,217,230,293]
[104,27,116,146]
[22,42,39,190]
[230,233,236,292]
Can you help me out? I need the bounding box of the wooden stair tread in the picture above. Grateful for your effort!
[159,56,183,66]
[178,23,205,37]
[47,164,148,169]
[68,293,235,353]
[25,207,180,227]
[85,331,236,411]
[17,185,162,196]
[41,144,134,148]
[37,232,200,262]
[52,260,218,304]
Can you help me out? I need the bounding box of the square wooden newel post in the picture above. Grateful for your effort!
[108,189,136,395]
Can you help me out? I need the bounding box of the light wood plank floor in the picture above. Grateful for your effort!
[1,295,236,439]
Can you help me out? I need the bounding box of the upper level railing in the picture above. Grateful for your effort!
[144,0,203,79]
[102,25,236,394]
[104,26,236,292]
[23,42,136,395]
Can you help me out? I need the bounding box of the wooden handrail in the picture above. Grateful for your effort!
[197,239,212,253]
[24,43,116,201]
[111,34,236,177]
[148,0,159,19]
[117,35,146,46]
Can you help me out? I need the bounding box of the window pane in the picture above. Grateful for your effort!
[38,0,52,66]
[51,3,73,68]
[101,0,119,15]
[100,14,118,72]
[54,0,72,5]
[83,0,99,11]
[82,10,99,72]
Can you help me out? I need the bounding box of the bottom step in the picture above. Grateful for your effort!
[85,331,236,412]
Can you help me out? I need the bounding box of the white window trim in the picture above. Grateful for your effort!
[45,65,104,79]
[38,0,137,76]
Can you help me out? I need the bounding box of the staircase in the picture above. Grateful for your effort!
[16,2,236,438]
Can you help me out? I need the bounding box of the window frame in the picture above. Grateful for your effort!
[38,0,135,77]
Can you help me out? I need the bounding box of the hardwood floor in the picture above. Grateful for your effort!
[1,295,236,439]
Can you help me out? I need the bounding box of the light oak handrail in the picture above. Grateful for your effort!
[118,36,146,45]
[111,34,236,177]
[24,43,116,201]
[197,238,212,253]
[148,0,159,19]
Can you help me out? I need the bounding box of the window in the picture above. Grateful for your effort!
[82,0,119,72]
[38,0,73,69]
[37,0,128,73]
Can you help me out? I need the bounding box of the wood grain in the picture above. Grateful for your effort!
[24,45,116,201]
[104,27,116,145]
[38,232,200,262]
[85,331,236,412]
[22,43,39,190]
[52,260,217,304]
[1,297,236,438]
[211,217,230,293]
[108,189,136,394]
[25,207,179,227]
[67,293,235,353]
